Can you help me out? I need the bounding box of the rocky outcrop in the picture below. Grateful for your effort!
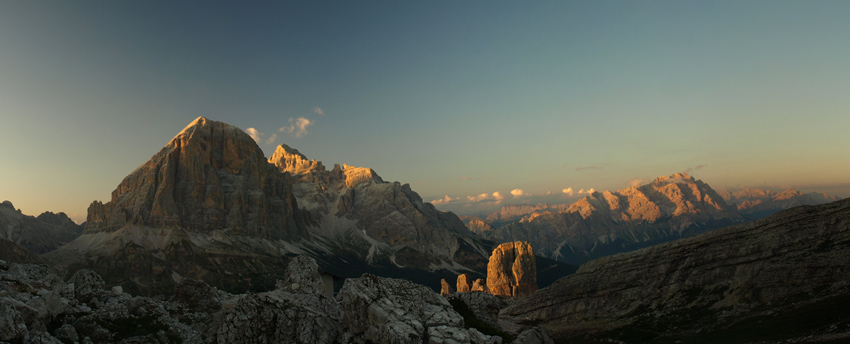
[215,285,343,343]
[0,201,82,254]
[471,279,488,292]
[479,173,742,265]
[275,255,326,295]
[337,274,500,344]
[457,273,472,293]
[70,269,106,304]
[487,242,537,298]
[441,279,454,296]
[504,198,850,342]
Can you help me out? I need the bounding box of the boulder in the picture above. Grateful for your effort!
[69,269,106,304]
[486,242,537,298]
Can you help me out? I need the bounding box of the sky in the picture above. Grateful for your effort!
[1,1,849,222]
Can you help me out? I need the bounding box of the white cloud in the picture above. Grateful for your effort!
[511,189,525,197]
[279,117,314,138]
[431,195,457,205]
[246,128,263,143]
[562,187,575,196]
[313,107,325,116]
[466,192,505,203]
[265,133,278,145]
[628,178,650,188]
[492,192,504,201]
[578,188,596,194]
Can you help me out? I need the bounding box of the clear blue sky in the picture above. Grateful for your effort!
[1,1,849,222]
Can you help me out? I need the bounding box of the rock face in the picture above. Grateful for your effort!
[504,198,850,342]
[274,255,326,295]
[487,242,537,298]
[337,273,499,344]
[457,273,472,293]
[477,173,742,265]
[0,201,82,254]
[84,117,308,239]
[215,257,344,344]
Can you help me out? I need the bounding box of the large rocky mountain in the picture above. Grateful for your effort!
[0,201,82,254]
[268,143,490,274]
[477,173,743,265]
[46,117,491,295]
[718,187,840,219]
[503,197,850,343]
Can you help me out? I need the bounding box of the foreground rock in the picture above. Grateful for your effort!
[337,274,500,344]
[504,198,850,342]
[487,242,537,298]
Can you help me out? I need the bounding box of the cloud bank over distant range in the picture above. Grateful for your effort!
[430,165,713,214]
[246,107,325,145]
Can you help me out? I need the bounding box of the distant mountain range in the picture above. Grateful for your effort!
[466,173,840,266]
[0,200,81,254]
[718,187,840,218]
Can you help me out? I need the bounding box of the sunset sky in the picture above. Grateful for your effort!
[1,1,849,222]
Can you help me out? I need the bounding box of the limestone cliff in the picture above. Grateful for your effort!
[84,117,308,240]
[504,198,850,342]
[487,241,537,298]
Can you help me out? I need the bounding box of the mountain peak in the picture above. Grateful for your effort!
[653,172,695,185]
[269,144,324,175]
[85,117,306,240]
